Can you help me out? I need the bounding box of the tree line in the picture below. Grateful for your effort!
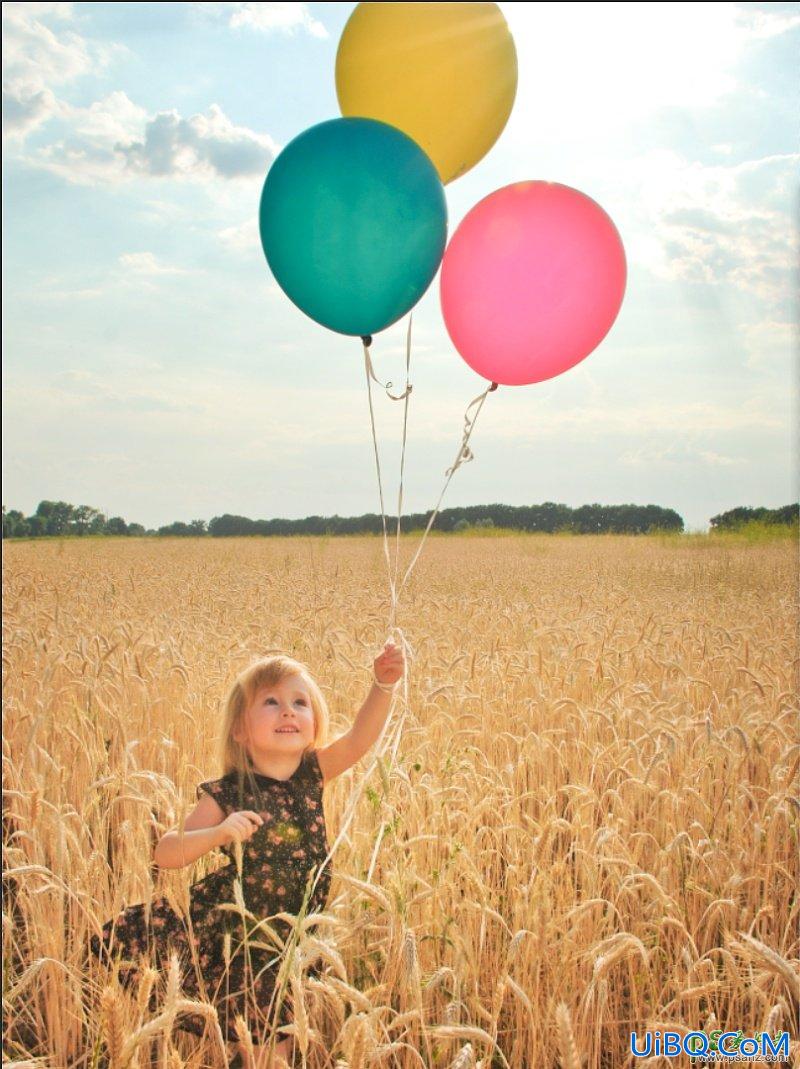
[3,500,796,540]
[205,502,686,535]
[709,505,798,529]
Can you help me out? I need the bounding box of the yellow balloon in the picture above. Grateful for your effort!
[336,2,517,185]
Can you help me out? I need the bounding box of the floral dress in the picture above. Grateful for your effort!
[89,748,331,1045]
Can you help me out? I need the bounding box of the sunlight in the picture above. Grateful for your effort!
[503,2,762,135]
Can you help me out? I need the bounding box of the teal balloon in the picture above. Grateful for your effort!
[259,117,447,337]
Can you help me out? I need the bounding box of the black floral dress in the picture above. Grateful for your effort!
[89,749,331,1045]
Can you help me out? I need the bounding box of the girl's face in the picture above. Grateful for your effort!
[235,673,316,758]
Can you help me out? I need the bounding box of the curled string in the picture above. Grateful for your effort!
[362,334,413,402]
[390,315,413,632]
[396,379,498,602]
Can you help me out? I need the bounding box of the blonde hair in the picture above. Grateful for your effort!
[219,654,331,777]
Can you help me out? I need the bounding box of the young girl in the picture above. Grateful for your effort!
[90,640,405,1068]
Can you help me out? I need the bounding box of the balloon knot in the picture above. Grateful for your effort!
[361,335,373,348]
[489,382,499,392]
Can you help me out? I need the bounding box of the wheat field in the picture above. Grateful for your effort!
[3,533,798,1069]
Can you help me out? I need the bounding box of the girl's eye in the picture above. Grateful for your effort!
[295,698,307,705]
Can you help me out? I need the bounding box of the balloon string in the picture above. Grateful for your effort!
[362,334,413,402]
[307,337,497,902]
[361,334,399,624]
[391,314,413,630]
[396,379,498,601]
[305,324,415,905]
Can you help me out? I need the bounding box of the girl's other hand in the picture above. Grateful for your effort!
[216,810,264,846]
[374,640,405,686]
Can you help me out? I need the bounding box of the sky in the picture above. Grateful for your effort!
[3,1,798,532]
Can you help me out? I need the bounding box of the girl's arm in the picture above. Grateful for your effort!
[153,795,262,869]
[316,640,405,784]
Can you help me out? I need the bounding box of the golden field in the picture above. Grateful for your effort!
[3,533,799,1069]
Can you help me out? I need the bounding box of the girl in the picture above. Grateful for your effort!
[90,640,405,1068]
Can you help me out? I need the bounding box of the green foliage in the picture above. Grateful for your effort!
[3,501,153,540]
[709,520,798,544]
[655,519,798,549]
[206,502,685,536]
[710,504,798,529]
[157,519,208,537]
[5,499,795,542]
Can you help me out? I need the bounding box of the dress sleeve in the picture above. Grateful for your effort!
[196,777,232,812]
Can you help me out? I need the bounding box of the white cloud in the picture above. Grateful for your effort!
[38,284,105,300]
[616,150,798,310]
[218,218,260,253]
[32,253,195,302]
[118,252,191,276]
[119,103,277,180]
[7,368,367,444]
[2,2,121,140]
[739,319,797,372]
[25,97,277,185]
[70,89,147,141]
[444,395,787,444]
[3,5,277,184]
[619,443,745,467]
[197,2,327,39]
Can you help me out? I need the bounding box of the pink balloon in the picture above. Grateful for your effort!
[440,181,627,386]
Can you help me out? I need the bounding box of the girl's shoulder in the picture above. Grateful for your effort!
[196,770,238,806]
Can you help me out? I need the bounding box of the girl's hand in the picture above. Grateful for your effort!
[374,640,405,686]
[216,810,264,846]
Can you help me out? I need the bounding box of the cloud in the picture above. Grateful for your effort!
[447,395,788,445]
[620,150,798,310]
[33,253,195,301]
[3,5,277,184]
[119,104,277,180]
[2,2,122,140]
[25,96,277,185]
[45,367,190,413]
[619,443,745,468]
[218,218,261,253]
[118,252,191,276]
[8,367,367,446]
[2,84,60,139]
[196,2,327,39]
[739,319,797,372]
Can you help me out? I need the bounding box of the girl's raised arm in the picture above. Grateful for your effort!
[316,640,405,784]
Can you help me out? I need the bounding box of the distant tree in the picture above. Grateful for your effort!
[71,505,104,535]
[35,500,74,535]
[106,516,129,536]
[157,521,199,537]
[189,519,208,535]
[770,504,799,525]
[209,514,256,536]
[710,504,798,529]
[2,508,26,538]
[127,523,146,536]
